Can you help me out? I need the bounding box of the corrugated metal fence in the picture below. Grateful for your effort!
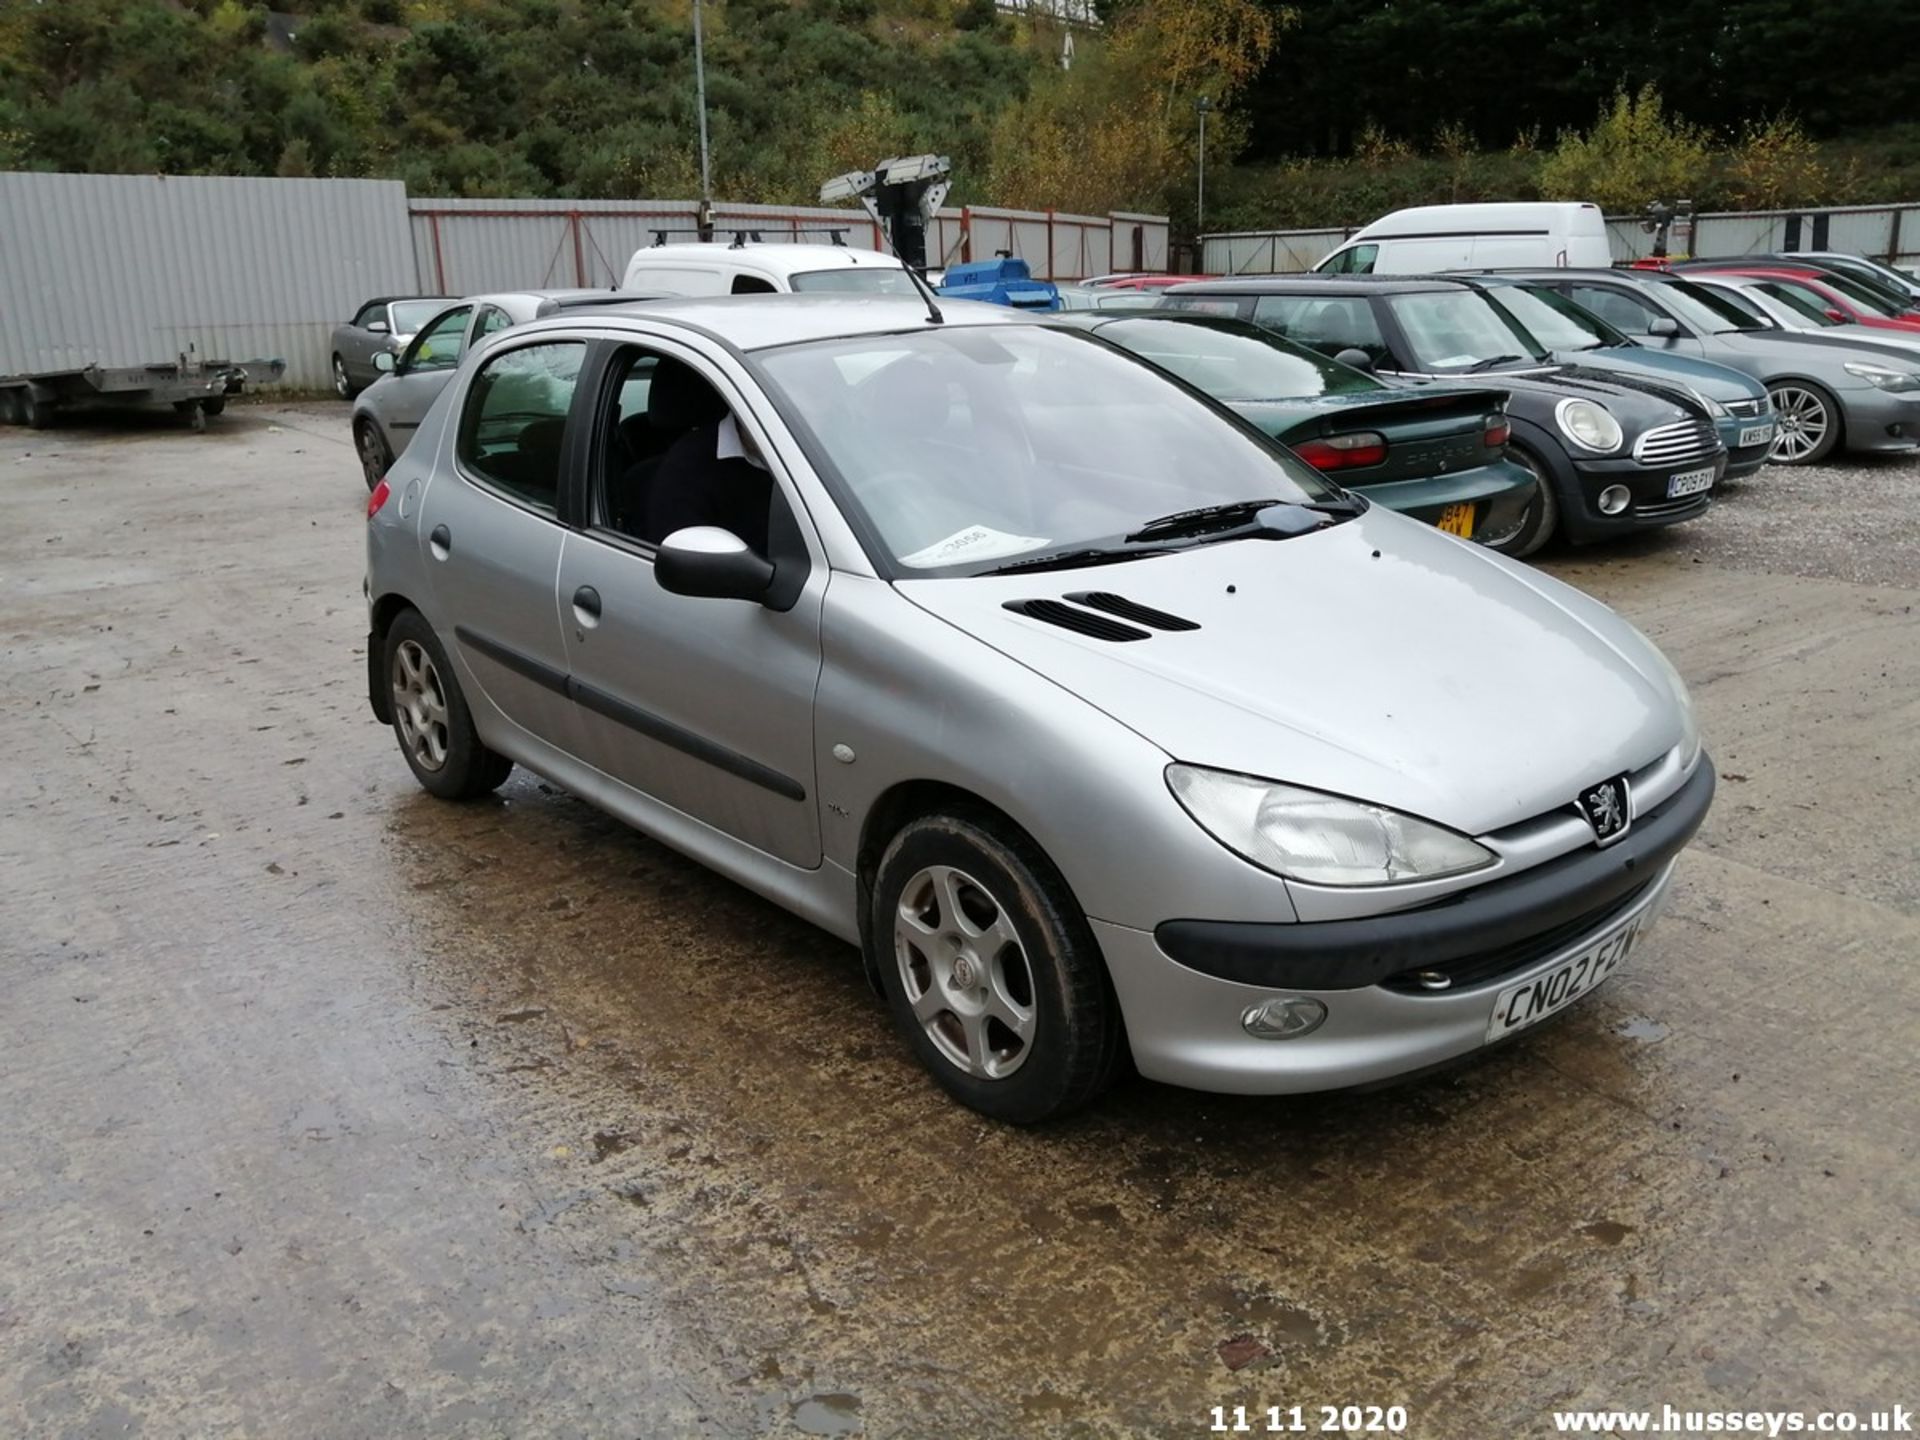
[1203,202,1920,275]
[0,171,1168,388]
[1,172,415,389]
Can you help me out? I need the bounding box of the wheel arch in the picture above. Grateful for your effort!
[365,591,419,724]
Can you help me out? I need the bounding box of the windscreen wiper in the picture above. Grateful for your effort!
[1464,354,1528,372]
[980,545,1175,576]
[1124,498,1285,543]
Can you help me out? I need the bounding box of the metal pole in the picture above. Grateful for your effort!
[1194,96,1212,244]
[692,0,711,200]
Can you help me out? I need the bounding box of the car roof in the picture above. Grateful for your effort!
[626,242,905,277]
[510,293,1036,350]
[1167,276,1470,296]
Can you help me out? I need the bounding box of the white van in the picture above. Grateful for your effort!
[1312,203,1613,275]
[620,241,915,296]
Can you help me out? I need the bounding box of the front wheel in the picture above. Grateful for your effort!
[333,354,358,401]
[869,810,1124,1124]
[1481,443,1559,559]
[383,610,513,800]
[1767,382,1841,464]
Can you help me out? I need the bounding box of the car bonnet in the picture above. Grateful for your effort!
[896,507,1680,837]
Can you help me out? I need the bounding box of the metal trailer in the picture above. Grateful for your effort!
[0,351,286,432]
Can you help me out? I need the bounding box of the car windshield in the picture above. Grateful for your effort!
[1660,281,1766,334]
[789,267,920,296]
[1382,290,1546,371]
[1815,271,1905,317]
[390,300,447,334]
[1093,315,1382,400]
[1749,281,1841,326]
[1483,285,1621,352]
[755,324,1339,576]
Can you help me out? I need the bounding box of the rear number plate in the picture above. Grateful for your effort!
[1666,466,1715,498]
[1436,502,1476,537]
[1738,423,1774,447]
[1488,918,1640,1041]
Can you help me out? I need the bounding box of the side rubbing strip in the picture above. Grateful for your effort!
[567,679,808,802]
[450,626,807,802]
[454,625,568,694]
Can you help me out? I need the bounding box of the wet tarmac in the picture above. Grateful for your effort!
[2,404,1916,1437]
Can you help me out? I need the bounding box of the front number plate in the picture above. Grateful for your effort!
[1487,918,1641,1041]
[1666,466,1716,499]
[1738,423,1774,447]
[1435,502,1477,537]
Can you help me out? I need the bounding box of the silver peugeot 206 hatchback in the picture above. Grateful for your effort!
[364,295,1713,1124]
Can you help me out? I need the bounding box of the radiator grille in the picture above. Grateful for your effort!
[1633,418,1720,467]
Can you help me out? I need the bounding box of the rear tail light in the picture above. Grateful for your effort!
[1484,416,1512,448]
[367,478,391,519]
[1294,430,1387,471]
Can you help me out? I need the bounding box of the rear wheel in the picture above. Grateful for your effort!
[356,419,393,492]
[383,610,513,800]
[869,810,1124,1124]
[333,355,357,400]
[1483,443,1558,559]
[1767,382,1840,464]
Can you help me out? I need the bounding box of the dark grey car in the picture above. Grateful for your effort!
[1496,269,1920,465]
[330,297,454,400]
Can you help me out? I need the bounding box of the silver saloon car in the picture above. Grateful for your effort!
[364,296,1713,1123]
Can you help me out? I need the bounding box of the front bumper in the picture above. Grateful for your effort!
[1564,451,1724,541]
[1836,386,1920,455]
[1095,759,1714,1095]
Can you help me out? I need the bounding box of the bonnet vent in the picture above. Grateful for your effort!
[1064,591,1201,632]
[1002,599,1151,642]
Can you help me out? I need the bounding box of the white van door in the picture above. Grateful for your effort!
[1376,236,1476,273]
[621,264,727,296]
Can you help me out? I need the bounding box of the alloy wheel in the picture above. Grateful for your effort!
[357,425,388,490]
[391,639,450,772]
[333,356,351,399]
[1769,386,1830,463]
[893,864,1037,1080]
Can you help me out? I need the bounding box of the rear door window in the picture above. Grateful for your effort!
[456,341,587,515]
[1251,295,1391,364]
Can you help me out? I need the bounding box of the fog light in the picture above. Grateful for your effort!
[1598,485,1631,516]
[1241,996,1328,1041]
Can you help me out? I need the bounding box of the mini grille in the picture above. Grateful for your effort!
[1064,591,1201,631]
[1633,492,1712,521]
[1002,598,1150,642]
[1633,418,1720,466]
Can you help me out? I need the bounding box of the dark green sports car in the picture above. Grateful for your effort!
[1053,311,1539,551]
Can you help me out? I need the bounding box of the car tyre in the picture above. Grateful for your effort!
[383,610,513,801]
[356,419,394,492]
[870,809,1124,1124]
[333,354,358,401]
[1485,442,1558,559]
[1766,381,1840,464]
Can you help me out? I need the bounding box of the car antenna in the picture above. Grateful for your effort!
[905,263,945,325]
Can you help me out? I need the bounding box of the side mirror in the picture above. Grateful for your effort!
[656,527,774,603]
[374,350,396,374]
[367,319,390,335]
[1646,316,1681,338]
[1333,347,1375,372]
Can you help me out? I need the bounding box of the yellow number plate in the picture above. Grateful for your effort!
[1436,502,1477,537]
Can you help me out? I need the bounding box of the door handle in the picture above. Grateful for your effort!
[429,523,452,559]
[572,585,602,627]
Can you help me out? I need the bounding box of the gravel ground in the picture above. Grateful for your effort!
[1573,452,1920,586]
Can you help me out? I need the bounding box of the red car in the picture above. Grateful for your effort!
[1085,273,1220,290]
[1689,265,1920,333]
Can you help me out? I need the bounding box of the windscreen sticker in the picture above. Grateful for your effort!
[899,525,1050,569]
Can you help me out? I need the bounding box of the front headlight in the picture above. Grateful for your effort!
[1166,765,1496,887]
[1842,360,1920,392]
[1687,388,1730,419]
[1555,398,1625,453]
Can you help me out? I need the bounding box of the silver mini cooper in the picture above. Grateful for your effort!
[364,295,1712,1123]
